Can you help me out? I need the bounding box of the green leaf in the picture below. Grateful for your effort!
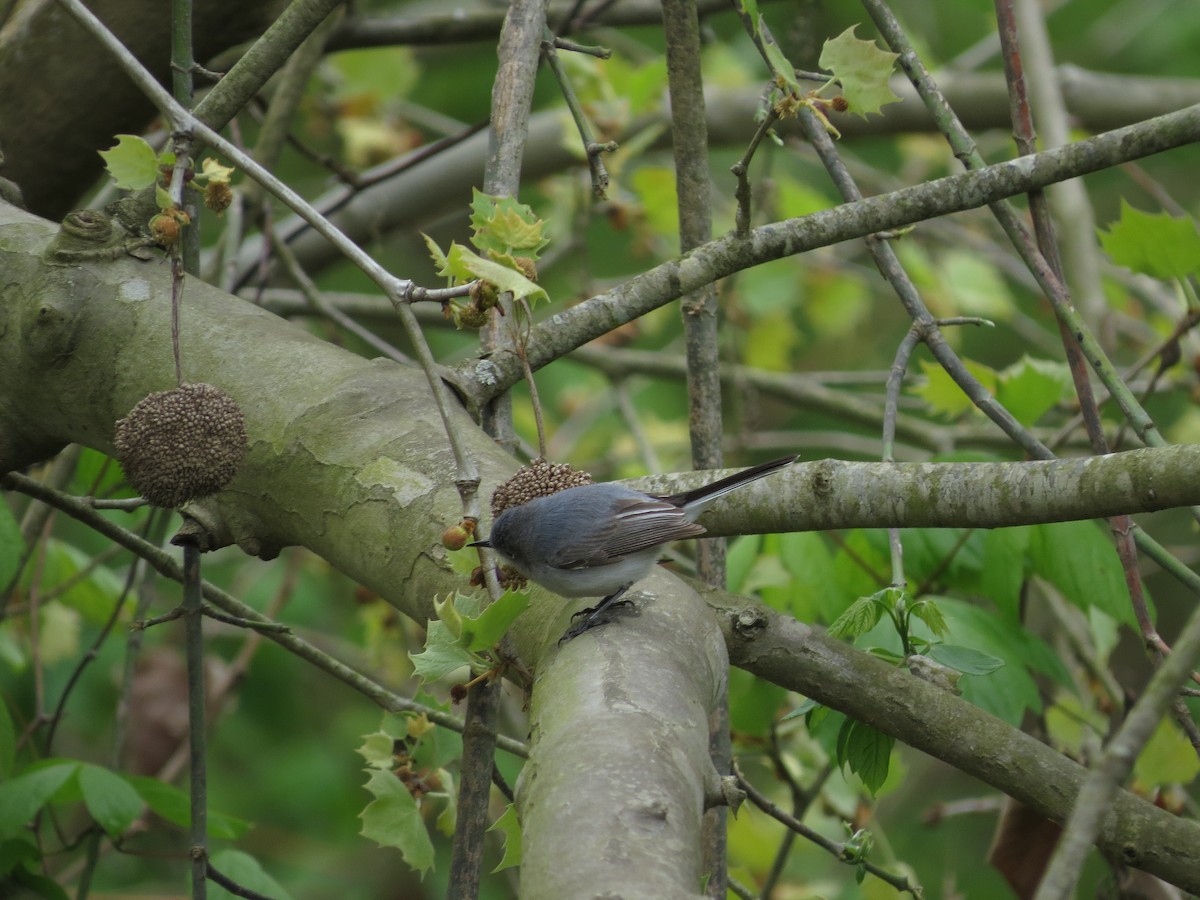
[1031,521,1138,626]
[836,719,893,795]
[445,244,547,303]
[357,731,399,770]
[469,189,550,257]
[0,834,41,879]
[727,667,787,738]
[995,357,1074,427]
[817,26,901,118]
[422,233,449,273]
[0,762,78,840]
[77,765,143,838]
[489,802,523,872]
[8,861,70,900]
[826,594,884,641]
[981,527,1031,621]
[928,643,1006,676]
[0,503,23,590]
[1099,200,1200,280]
[433,767,456,836]
[0,700,14,779]
[126,775,249,840]
[908,597,948,638]
[913,359,998,419]
[1133,716,1200,789]
[461,590,531,652]
[208,849,295,900]
[759,21,801,94]
[98,135,161,190]
[359,768,435,875]
[409,623,474,682]
[934,598,1073,724]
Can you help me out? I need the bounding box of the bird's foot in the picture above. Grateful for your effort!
[560,598,637,643]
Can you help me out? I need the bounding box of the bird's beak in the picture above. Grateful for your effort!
[468,539,491,549]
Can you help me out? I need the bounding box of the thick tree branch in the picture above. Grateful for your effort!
[452,102,1200,405]
[714,596,1200,894]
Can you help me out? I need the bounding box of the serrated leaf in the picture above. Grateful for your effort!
[1099,200,1200,280]
[928,643,1006,676]
[409,621,475,682]
[760,21,801,94]
[0,762,78,840]
[446,244,547,303]
[208,849,294,900]
[469,189,549,258]
[908,598,948,638]
[826,594,884,641]
[78,765,143,838]
[462,590,531,652]
[836,719,893,795]
[357,731,399,770]
[98,135,161,190]
[359,768,435,875]
[434,768,456,836]
[199,157,235,184]
[1031,521,1138,627]
[818,26,900,118]
[996,357,1074,427]
[913,359,998,419]
[489,802,523,872]
[422,233,449,273]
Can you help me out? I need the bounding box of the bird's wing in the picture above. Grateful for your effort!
[550,497,706,569]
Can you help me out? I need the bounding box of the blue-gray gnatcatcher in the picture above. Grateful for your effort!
[472,455,797,640]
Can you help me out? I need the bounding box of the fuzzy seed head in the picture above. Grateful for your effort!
[114,383,248,508]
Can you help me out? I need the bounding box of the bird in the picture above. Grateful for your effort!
[472,455,798,640]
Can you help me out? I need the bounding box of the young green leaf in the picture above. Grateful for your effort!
[826,594,885,641]
[490,802,523,872]
[208,849,294,900]
[98,135,161,191]
[928,643,1006,676]
[77,764,143,838]
[409,620,475,682]
[445,244,547,304]
[461,590,532,652]
[836,719,894,795]
[817,27,900,118]
[359,768,435,876]
[126,775,249,839]
[908,597,948,639]
[0,762,78,840]
[1099,200,1200,280]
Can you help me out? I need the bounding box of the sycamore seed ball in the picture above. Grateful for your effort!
[114,383,248,508]
[489,458,593,517]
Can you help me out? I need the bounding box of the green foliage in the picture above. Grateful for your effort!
[1030,521,1141,626]
[1099,200,1200,280]
[208,849,294,900]
[489,803,522,872]
[98,135,163,191]
[914,356,1073,425]
[817,26,902,117]
[836,719,894,795]
[358,767,435,876]
[409,590,531,683]
[0,761,77,841]
[77,764,143,838]
[125,776,250,840]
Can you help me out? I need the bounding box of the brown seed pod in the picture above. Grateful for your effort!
[114,382,248,508]
[489,458,593,517]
